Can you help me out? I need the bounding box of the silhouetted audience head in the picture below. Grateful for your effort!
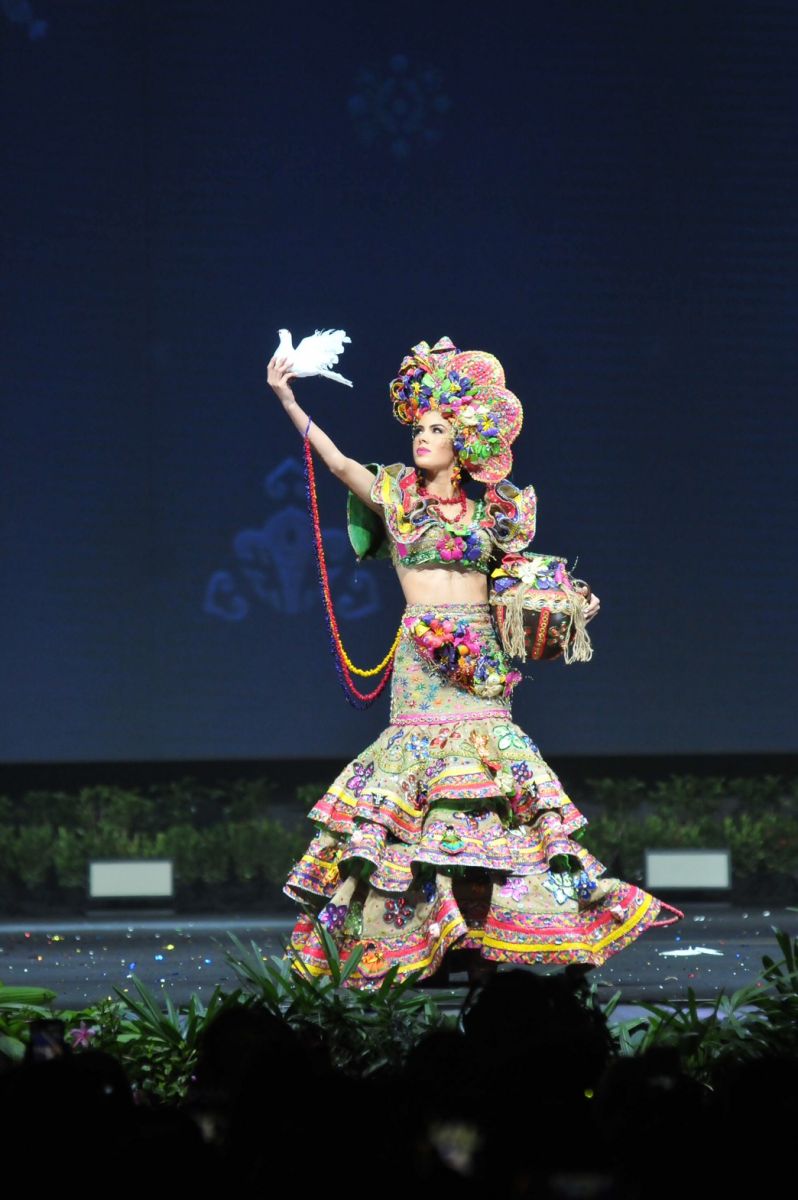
[4,965,793,1195]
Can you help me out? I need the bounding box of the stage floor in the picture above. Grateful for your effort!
[3,902,792,1012]
[1,901,795,1015]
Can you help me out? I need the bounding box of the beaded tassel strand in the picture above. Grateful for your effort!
[303,434,399,709]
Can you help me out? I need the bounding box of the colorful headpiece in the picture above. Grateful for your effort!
[389,336,523,485]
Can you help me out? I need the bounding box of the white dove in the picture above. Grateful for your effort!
[274,328,353,387]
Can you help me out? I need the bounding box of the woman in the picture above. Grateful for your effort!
[268,336,683,988]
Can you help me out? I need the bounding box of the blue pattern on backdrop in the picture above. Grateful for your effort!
[203,457,380,622]
[2,3,795,759]
[1,0,47,39]
[348,54,451,159]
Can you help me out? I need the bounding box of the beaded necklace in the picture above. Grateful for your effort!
[303,436,401,709]
[437,501,482,536]
[416,480,468,524]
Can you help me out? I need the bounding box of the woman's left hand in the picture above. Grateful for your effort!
[576,586,600,623]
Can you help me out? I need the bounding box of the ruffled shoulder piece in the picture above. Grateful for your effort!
[483,478,538,553]
[368,462,439,546]
[346,463,387,561]
[347,462,434,561]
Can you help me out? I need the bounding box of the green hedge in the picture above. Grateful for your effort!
[0,778,308,904]
[571,773,798,887]
[0,772,795,905]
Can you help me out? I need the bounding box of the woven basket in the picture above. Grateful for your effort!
[490,552,594,664]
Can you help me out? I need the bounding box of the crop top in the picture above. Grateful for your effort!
[346,463,538,576]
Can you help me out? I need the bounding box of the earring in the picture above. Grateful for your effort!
[451,460,462,489]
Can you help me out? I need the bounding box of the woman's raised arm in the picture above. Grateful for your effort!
[267,355,382,512]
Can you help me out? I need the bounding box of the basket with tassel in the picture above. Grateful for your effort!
[490,552,594,664]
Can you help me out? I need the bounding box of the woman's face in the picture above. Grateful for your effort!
[411,409,456,474]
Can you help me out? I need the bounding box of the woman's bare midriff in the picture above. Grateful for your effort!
[395,562,490,605]
[382,497,491,605]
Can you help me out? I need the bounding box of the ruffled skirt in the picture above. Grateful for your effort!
[284,602,683,987]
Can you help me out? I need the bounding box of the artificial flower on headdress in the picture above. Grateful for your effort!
[389,336,523,485]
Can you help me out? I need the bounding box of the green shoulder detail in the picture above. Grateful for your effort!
[346,464,391,561]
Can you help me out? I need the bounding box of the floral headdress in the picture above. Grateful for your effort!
[389,336,523,485]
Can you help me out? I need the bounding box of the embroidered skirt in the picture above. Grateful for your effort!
[284,602,683,987]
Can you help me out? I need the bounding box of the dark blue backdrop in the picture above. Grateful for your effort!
[2,0,795,762]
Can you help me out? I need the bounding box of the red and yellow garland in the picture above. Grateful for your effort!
[303,436,400,709]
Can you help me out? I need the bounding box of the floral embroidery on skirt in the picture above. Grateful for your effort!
[284,602,683,988]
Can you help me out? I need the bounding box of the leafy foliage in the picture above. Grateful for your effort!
[223,922,456,1078]
[5,928,798,1101]
[104,977,248,1101]
[607,927,798,1084]
[0,983,58,1063]
[0,773,795,906]
[573,773,798,886]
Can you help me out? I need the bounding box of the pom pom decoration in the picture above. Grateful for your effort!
[389,336,522,485]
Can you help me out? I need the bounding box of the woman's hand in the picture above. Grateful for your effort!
[575,584,601,624]
[578,588,597,624]
[267,355,297,407]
